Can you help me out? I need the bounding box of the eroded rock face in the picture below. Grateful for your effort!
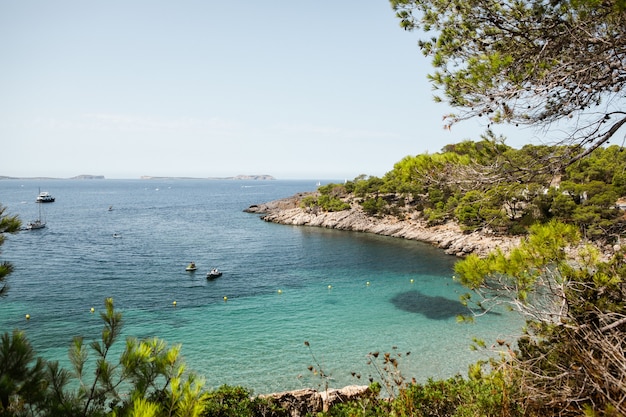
[259,385,370,417]
[245,193,520,258]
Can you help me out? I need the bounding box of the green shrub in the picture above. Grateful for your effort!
[301,194,350,212]
[361,197,387,216]
[202,385,287,417]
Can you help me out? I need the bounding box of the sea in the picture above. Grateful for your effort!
[0,179,522,395]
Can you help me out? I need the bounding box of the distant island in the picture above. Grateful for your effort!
[0,174,275,181]
[140,175,276,180]
[0,175,105,180]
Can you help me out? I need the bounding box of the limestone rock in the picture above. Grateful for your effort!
[260,388,321,417]
[245,193,520,257]
[259,385,370,417]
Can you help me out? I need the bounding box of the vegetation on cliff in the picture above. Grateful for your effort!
[308,138,626,245]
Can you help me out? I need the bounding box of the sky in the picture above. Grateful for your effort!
[0,1,534,180]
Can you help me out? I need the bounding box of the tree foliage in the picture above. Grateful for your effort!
[301,184,351,212]
[0,205,21,297]
[0,298,208,417]
[390,0,626,168]
[318,140,626,242]
[454,221,626,415]
[0,330,48,415]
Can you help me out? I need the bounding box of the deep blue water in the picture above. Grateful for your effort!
[0,179,521,394]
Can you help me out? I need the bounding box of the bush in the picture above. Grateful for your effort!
[202,385,288,417]
[361,197,387,216]
[300,194,350,212]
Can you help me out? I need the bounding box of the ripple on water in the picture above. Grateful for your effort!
[0,180,523,394]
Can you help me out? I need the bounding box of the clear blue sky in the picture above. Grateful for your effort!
[0,1,531,180]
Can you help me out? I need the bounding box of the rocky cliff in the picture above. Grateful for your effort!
[245,192,520,258]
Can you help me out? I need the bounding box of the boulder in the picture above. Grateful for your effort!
[259,385,371,417]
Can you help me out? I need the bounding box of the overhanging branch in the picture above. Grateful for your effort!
[567,115,626,166]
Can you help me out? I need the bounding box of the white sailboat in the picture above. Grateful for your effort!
[26,203,46,230]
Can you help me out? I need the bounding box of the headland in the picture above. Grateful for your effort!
[245,192,520,258]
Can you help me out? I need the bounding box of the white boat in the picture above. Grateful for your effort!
[36,190,55,203]
[26,204,46,230]
[26,219,45,230]
[207,268,222,279]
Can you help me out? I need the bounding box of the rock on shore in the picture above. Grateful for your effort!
[259,385,371,417]
[245,193,520,257]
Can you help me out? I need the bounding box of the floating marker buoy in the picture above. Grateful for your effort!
[90,307,95,313]
[223,296,228,301]
[410,279,414,283]
[277,289,282,294]
[172,301,177,307]
[328,285,332,289]
[25,314,30,320]
[366,281,370,286]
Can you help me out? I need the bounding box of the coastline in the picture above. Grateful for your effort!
[245,192,521,258]
[244,192,522,407]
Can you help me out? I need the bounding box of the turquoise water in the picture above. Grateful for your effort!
[0,179,521,394]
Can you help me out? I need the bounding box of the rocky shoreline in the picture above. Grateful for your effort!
[245,192,521,258]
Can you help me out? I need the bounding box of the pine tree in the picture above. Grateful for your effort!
[391,0,626,169]
[0,204,21,297]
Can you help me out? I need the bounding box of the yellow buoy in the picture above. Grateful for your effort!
[90,307,95,313]
[223,296,228,301]
[410,279,414,283]
[25,314,30,320]
[366,281,370,286]
[327,285,332,289]
[172,301,177,307]
[277,289,283,294]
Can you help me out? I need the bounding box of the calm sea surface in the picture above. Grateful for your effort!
[0,179,521,394]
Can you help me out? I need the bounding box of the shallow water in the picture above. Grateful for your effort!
[0,179,521,394]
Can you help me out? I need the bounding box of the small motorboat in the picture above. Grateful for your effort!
[207,268,222,279]
[186,262,197,272]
